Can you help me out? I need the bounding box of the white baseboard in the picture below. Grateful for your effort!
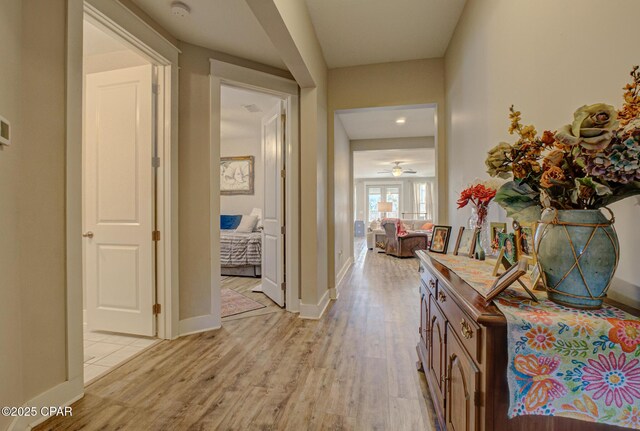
[178,314,221,336]
[9,376,83,431]
[332,257,353,299]
[299,288,331,320]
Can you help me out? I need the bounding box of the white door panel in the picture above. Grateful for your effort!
[85,64,155,336]
[262,102,285,307]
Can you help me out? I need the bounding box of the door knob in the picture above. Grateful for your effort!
[82,231,94,239]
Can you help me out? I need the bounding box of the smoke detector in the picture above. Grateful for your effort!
[171,1,190,18]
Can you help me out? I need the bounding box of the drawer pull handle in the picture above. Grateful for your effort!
[461,319,473,339]
[429,279,436,289]
[437,290,446,302]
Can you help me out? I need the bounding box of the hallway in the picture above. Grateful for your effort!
[36,243,436,430]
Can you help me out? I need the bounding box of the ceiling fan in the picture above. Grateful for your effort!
[377,161,417,177]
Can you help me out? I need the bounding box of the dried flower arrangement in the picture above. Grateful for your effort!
[485,66,640,221]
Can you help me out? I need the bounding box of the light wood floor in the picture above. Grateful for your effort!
[36,239,437,430]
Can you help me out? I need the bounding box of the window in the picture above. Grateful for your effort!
[366,184,401,221]
[414,182,434,220]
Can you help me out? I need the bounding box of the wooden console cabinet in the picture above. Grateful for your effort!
[416,251,634,431]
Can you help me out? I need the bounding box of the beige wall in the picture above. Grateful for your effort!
[20,0,69,401]
[0,1,24,429]
[328,58,447,289]
[333,115,352,280]
[445,0,640,307]
[178,42,216,319]
[263,0,330,308]
[0,1,68,429]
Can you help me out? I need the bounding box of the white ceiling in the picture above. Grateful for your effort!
[221,85,281,141]
[131,0,286,69]
[304,0,467,68]
[337,106,435,140]
[354,148,435,179]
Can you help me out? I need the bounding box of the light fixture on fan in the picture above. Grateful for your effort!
[378,161,417,177]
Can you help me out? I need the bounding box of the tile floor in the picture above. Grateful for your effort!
[83,325,159,384]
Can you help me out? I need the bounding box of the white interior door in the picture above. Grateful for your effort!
[84,64,155,336]
[262,101,285,307]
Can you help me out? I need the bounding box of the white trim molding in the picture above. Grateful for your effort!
[300,289,331,320]
[332,257,353,300]
[178,315,222,337]
[8,377,83,431]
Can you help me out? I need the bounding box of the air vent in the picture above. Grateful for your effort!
[242,104,262,113]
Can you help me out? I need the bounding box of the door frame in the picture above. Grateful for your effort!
[66,0,179,396]
[210,59,300,319]
[81,1,174,336]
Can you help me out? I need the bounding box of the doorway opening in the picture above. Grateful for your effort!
[210,60,300,325]
[218,84,285,320]
[336,105,437,257]
[81,13,166,385]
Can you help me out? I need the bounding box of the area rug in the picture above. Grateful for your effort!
[221,289,265,318]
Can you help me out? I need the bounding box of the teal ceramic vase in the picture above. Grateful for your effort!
[535,208,619,309]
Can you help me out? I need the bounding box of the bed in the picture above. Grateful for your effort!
[220,230,262,277]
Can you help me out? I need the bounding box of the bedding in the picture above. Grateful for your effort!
[220,230,262,266]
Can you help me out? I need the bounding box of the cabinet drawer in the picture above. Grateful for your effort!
[420,264,438,297]
[434,286,481,363]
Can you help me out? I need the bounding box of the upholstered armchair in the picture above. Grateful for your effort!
[381,219,430,258]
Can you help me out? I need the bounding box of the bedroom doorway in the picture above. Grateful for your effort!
[219,84,286,318]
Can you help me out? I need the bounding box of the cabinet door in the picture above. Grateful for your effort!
[428,297,447,407]
[446,325,480,431]
[420,287,429,349]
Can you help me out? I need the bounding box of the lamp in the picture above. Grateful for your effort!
[377,201,393,219]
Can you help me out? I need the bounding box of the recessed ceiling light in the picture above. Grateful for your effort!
[171,1,190,18]
[395,117,406,124]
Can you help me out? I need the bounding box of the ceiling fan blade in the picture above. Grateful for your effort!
[377,171,391,174]
[404,170,417,174]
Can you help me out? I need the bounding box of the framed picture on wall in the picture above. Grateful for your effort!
[220,156,254,195]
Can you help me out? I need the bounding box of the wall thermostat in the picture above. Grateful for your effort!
[0,115,11,146]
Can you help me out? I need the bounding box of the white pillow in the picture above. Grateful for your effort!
[235,215,258,233]
[250,208,263,231]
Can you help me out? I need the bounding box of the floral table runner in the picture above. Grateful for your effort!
[427,252,640,429]
[427,252,526,297]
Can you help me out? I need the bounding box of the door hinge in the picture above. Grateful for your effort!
[153,303,161,315]
[474,390,482,407]
[152,157,161,168]
[281,169,286,178]
[281,282,286,291]
[281,226,286,235]
[152,83,159,95]
[152,230,161,241]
